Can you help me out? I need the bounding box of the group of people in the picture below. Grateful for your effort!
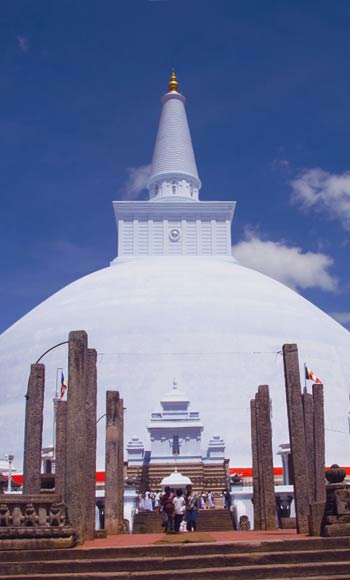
[137,489,216,513]
[136,490,160,512]
[160,484,199,533]
[136,486,218,533]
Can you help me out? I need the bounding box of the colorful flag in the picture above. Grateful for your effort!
[305,365,322,384]
[60,372,68,398]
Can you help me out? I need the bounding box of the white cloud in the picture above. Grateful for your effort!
[330,312,350,325]
[272,158,290,170]
[290,168,350,230]
[17,35,30,52]
[119,164,151,200]
[232,231,338,292]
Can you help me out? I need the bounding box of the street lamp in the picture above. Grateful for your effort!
[6,454,14,493]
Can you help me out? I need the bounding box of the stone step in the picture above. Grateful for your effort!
[4,576,350,580]
[298,574,349,580]
[2,536,350,561]
[133,508,234,534]
[3,561,350,580]
[1,548,350,577]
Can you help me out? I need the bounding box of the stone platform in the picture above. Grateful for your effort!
[1,531,350,578]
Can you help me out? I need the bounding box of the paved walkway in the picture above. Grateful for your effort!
[80,529,307,550]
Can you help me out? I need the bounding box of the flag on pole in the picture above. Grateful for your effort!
[305,365,322,384]
[60,372,68,398]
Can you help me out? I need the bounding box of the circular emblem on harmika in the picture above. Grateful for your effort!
[169,228,181,242]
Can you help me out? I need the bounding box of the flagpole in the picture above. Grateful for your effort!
[304,363,307,394]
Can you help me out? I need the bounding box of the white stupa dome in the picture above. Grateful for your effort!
[1,255,349,469]
[1,72,349,471]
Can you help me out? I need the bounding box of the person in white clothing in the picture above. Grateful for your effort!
[207,491,215,509]
[155,490,161,511]
[144,491,153,511]
[173,488,186,533]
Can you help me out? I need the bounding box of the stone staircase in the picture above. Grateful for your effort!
[1,536,350,578]
[197,508,234,531]
[132,508,234,534]
[132,511,164,534]
[127,460,229,497]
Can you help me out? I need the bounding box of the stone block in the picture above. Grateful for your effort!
[280,517,296,529]
[335,489,350,515]
[324,523,350,537]
[309,500,326,536]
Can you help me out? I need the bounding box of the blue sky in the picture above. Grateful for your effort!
[1,0,350,333]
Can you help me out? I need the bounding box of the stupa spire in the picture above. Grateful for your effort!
[168,68,179,92]
[147,70,201,201]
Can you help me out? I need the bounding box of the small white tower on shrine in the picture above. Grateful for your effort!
[147,380,203,464]
[126,436,145,467]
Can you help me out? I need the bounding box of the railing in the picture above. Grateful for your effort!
[0,494,74,539]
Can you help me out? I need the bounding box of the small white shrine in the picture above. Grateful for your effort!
[160,470,192,491]
[147,380,203,464]
[127,380,226,467]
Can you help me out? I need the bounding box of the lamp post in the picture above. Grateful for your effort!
[6,454,14,493]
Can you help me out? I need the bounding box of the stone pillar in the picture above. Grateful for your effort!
[309,383,326,536]
[313,383,326,503]
[250,398,261,530]
[65,330,88,544]
[23,364,45,494]
[117,394,124,529]
[251,386,276,530]
[105,390,124,534]
[283,344,310,534]
[84,348,97,540]
[303,392,315,503]
[54,399,67,499]
[257,385,276,530]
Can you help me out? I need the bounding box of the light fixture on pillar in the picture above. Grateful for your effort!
[6,454,14,493]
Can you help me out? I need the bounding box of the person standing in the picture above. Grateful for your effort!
[207,490,215,509]
[138,493,145,511]
[184,484,199,532]
[173,488,185,533]
[160,486,175,533]
[223,489,231,509]
[144,491,153,511]
[155,490,161,511]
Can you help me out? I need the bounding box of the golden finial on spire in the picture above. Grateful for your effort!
[168,68,179,92]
